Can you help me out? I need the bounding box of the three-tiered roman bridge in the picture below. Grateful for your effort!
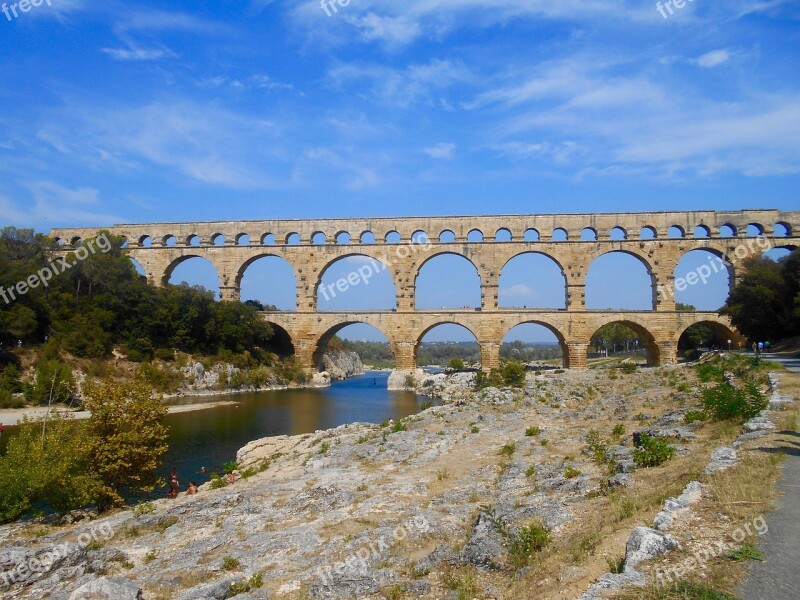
[51,209,799,372]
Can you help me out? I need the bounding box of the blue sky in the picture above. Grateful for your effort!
[1,0,798,343]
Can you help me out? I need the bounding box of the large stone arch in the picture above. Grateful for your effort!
[312,321,396,371]
[498,251,568,309]
[502,319,569,368]
[262,321,296,357]
[675,318,744,349]
[587,317,661,366]
[315,253,400,310]
[414,320,481,369]
[162,255,219,288]
[413,251,483,309]
[585,249,658,310]
[236,253,299,311]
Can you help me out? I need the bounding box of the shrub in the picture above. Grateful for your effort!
[138,362,182,394]
[222,556,241,571]
[618,362,637,374]
[500,360,526,387]
[507,523,550,568]
[475,369,503,390]
[632,434,675,468]
[24,360,75,405]
[500,441,516,457]
[611,424,626,438]
[703,383,766,421]
[318,441,330,455]
[696,362,724,383]
[0,389,23,409]
[448,358,465,370]
[222,461,239,474]
[684,410,707,424]
[525,426,540,437]
[564,466,582,479]
[390,421,407,433]
[0,364,22,393]
[470,426,480,434]
[210,474,227,489]
[585,430,609,467]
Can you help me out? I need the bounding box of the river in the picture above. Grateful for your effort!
[0,371,427,499]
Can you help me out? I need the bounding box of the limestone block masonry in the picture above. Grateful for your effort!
[51,209,799,372]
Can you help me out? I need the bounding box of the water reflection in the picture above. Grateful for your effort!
[158,371,422,493]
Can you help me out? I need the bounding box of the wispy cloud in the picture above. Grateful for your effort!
[692,49,732,68]
[424,142,457,159]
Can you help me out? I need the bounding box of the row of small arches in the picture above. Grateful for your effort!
[57,222,793,249]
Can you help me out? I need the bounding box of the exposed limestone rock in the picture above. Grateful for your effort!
[68,577,142,600]
[321,352,365,381]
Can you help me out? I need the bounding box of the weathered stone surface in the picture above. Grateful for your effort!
[623,527,680,572]
[321,352,364,381]
[68,577,141,600]
[705,447,738,474]
[608,473,633,488]
[743,414,777,433]
[459,513,505,570]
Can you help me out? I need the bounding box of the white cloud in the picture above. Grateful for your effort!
[693,49,732,68]
[424,142,456,159]
[102,46,176,62]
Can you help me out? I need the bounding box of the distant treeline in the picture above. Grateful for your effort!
[336,338,561,367]
[0,228,276,362]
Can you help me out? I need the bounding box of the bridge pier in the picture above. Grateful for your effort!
[479,341,501,372]
[565,342,589,369]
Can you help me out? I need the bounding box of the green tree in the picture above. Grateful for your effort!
[0,415,101,522]
[448,358,465,370]
[81,379,169,509]
[721,252,800,340]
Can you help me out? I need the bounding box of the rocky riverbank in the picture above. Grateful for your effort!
[1,361,795,600]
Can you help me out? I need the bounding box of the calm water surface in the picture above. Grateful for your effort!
[159,371,422,492]
[0,371,425,499]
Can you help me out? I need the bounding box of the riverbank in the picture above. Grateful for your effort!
[1,359,795,600]
[0,400,241,427]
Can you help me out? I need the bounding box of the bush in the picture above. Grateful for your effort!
[139,362,182,394]
[448,358,465,370]
[500,360,526,387]
[24,360,75,405]
[525,426,540,437]
[222,461,239,474]
[507,523,550,567]
[618,362,638,374]
[499,441,516,457]
[210,474,228,489]
[0,364,22,393]
[0,414,101,522]
[703,382,766,421]
[475,369,503,390]
[632,434,675,468]
[564,466,582,479]
[684,410,707,424]
[0,389,23,409]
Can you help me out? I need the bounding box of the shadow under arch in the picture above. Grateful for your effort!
[315,253,399,311]
[262,321,296,357]
[499,251,568,309]
[589,319,660,366]
[586,249,657,311]
[414,321,480,369]
[676,320,743,352]
[312,321,395,371]
[502,320,568,368]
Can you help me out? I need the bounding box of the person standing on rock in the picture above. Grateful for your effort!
[168,468,180,499]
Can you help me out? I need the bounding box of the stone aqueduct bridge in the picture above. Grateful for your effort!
[51,209,800,372]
